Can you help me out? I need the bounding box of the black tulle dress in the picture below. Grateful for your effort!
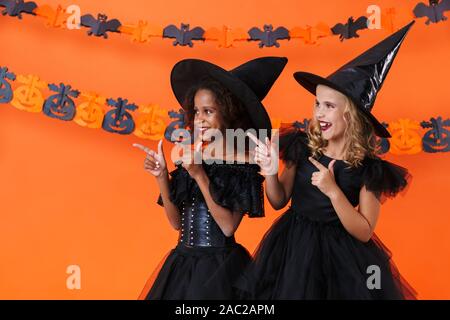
[235,126,417,300]
[139,160,265,300]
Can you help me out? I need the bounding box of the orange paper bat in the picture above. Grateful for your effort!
[119,21,163,43]
[204,26,248,48]
[290,22,331,44]
[34,5,70,28]
[381,8,397,34]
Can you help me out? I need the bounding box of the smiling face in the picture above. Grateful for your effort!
[183,77,253,151]
[314,84,349,142]
[308,84,380,166]
[193,89,223,141]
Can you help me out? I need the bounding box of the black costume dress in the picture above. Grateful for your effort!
[235,126,417,299]
[140,160,264,300]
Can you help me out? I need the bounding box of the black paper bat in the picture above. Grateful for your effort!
[248,24,290,48]
[413,0,450,24]
[0,0,36,19]
[331,16,368,41]
[80,13,121,38]
[163,23,205,47]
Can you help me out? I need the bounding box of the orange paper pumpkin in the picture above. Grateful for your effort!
[134,104,167,140]
[74,93,106,129]
[389,119,423,155]
[11,75,47,113]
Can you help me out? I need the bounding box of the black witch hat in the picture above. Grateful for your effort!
[294,21,415,138]
[171,57,288,136]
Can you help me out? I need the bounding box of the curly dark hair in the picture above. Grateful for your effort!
[182,76,254,134]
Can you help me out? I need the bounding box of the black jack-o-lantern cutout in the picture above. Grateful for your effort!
[421,116,450,153]
[102,97,137,135]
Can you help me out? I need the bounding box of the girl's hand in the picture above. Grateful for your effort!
[308,156,339,198]
[177,140,205,180]
[247,132,278,176]
[133,140,167,178]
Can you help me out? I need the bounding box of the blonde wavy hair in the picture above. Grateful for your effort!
[307,96,380,168]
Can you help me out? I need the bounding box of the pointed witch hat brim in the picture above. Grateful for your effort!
[171,57,288,136]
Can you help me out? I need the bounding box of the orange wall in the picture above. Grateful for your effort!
[0,0,449,299]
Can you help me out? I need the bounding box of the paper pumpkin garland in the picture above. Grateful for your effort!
[0,64,449,157]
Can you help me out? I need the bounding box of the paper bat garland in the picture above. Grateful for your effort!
[0,0,448,48]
